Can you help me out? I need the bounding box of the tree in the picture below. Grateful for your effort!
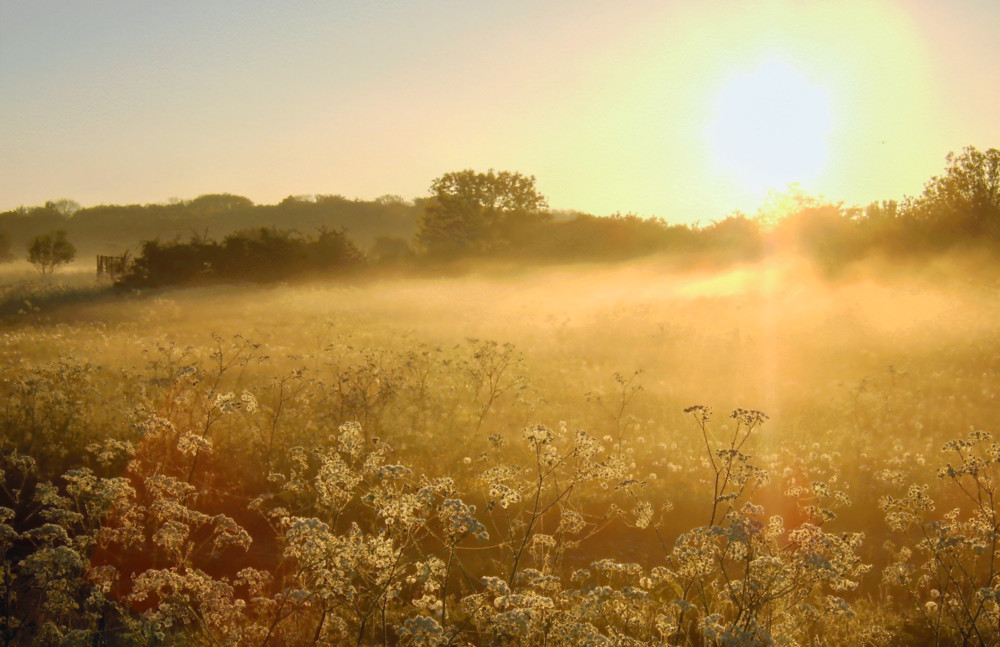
[0,230,11,262]
[863,199,899,223]
[701,214,764,261]
[45,199,81,217]
[374,194,408,206]
[417,169,548,256]
[369,235,416,266]
[27,230,76,274]
[187,193,254,215]
[904,146,1000,238]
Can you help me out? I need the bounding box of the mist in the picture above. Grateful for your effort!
[10,249,998,441]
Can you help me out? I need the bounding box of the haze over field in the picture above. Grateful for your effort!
[7,247,1000,468]
[5,2,1000,645]
[4,250,1000,644]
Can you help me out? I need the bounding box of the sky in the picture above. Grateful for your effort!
[1,0,999,224]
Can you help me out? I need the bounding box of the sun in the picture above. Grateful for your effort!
[708,59,832,194]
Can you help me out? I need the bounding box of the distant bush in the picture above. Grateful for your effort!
[369,235,417,267]
[769,204,863,272]
[698,215,765,262]
[513,213,698,262]
[117,227,364,288]
[0,230,11,262]
[27,230,76,274]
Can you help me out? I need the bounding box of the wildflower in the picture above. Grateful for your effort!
[558,509,586,535]
[574,430,603,458]
[375,464,412,479]
[439,498,488,541]
[240,390,258,414]
[177,431,213,457]
[489,483,521,509]
[214,392,239,413]
[337,421,364,458]
[522,424,555,448]
[633,500,653,529]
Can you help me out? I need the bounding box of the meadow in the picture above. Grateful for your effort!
[3,252,1000,645]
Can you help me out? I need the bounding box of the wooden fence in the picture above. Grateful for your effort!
[96,254,130,280]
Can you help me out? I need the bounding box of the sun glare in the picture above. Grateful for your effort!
[708,59,832,194]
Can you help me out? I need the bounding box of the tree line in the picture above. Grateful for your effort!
[2,145,999,286]
[414,147,1000,271]
[0,193,421,260]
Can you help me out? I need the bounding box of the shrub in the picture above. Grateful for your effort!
[27,230,76,274]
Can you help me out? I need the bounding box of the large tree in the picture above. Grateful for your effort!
[417,170,548,256]
[905,146,1000,237]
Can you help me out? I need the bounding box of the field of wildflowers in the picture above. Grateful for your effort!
[3,256,1000,645]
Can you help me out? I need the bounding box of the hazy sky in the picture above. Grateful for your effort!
[1,1,998,223]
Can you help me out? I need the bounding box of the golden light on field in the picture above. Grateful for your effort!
[708,59,832,195]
